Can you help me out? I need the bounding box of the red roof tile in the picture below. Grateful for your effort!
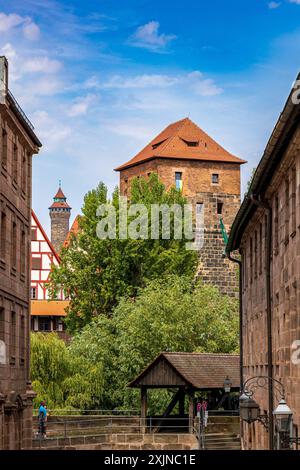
[115,118,246,171]
[49,201,71,209]
[54,188,66,199]
[128,352,240,389]
[63,215,81,248]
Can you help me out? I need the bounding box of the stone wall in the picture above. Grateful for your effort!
[0,98,37,449]
[50,211,70,253]
[240,127,300,449]
[119,159,241,296]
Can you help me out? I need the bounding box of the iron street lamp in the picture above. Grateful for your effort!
[239,376,300,449]
[273,398,293,433]
[223,376,232,394]
[239,393,260,424]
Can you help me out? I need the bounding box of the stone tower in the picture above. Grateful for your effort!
[49,184,71,253]
[115,117,246,297]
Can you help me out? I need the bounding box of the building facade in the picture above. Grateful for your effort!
[115,117,246,296]
[0,57,41,449]
[226,76,300,449]
[49,186,71,253]
[30,211,68,340]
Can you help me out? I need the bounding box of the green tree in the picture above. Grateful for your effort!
[49,174,197,332]
[67,275,239,413]
[30,332,103,410]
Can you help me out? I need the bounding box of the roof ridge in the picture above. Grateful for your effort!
[158,117,189,155]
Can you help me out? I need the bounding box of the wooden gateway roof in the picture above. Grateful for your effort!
[128,352,240,390]
[115,117,246,171]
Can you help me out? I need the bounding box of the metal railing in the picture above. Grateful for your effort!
[7,89,35,130]
[33,409,139,416]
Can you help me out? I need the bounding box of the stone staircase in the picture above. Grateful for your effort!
[204,432,241,450]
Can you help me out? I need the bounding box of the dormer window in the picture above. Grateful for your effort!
[181,138,199,147]
[152,139,167,150]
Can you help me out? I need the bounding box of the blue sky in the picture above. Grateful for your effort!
[0,0,300,232]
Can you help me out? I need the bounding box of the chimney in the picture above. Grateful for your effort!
[0,56,8,104]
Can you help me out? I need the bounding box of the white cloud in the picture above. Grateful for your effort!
[81,71,222,97]
[23,21,40,40]
[103,120,155,140]
[0,12,24,32]
[23,57,62,74]
[103,74,179,89]
[66,94,97,117]
[268,2,281,8]
[129,21,176,52]
[32,110,72,149]
[188,72,223,96]
[26,77,64,96]
[289,0,300,4]
[0,12,40,39]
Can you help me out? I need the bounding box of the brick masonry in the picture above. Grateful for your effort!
[239,127,300,449]
[119,158,241,296]
[0,67,40,449]
[50,211,70,253]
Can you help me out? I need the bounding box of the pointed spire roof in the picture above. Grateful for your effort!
[114,117,246,171]
[49,184,71,210]
[54,187,66,199]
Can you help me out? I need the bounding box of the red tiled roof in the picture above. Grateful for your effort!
[128,352,240,389]
[54,188,66,199]
[63,215,81,248]
[49,201,71,209]
[115,118,246,171]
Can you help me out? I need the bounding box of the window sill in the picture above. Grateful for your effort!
[20,273,26,282]
[290,230,296,239]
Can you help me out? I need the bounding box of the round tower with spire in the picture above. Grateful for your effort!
[49,182,71,253]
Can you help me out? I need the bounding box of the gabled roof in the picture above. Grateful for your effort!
[115,117,246,171]
[63,215,81,248]
[128,352,240,390]
[31,210,60,263]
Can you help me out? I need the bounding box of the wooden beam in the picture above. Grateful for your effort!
[141,386,147,432]
[179,387,185,417]
[188,390,195,433]
[153,388,182,433]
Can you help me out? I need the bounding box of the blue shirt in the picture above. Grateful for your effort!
[38,405,47,418]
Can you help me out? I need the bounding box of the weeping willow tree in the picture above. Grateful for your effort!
[30,332,104,410]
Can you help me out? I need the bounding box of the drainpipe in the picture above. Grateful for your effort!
[250,194,273,450]
[226,252,244,445]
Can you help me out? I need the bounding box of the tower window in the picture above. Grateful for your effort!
[217,202,223,215]
[175,172,182,191]
[212,174,219,184]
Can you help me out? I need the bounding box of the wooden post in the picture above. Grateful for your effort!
[141,386,147,433]
[179,388,185,417]
[188,390,194,433]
